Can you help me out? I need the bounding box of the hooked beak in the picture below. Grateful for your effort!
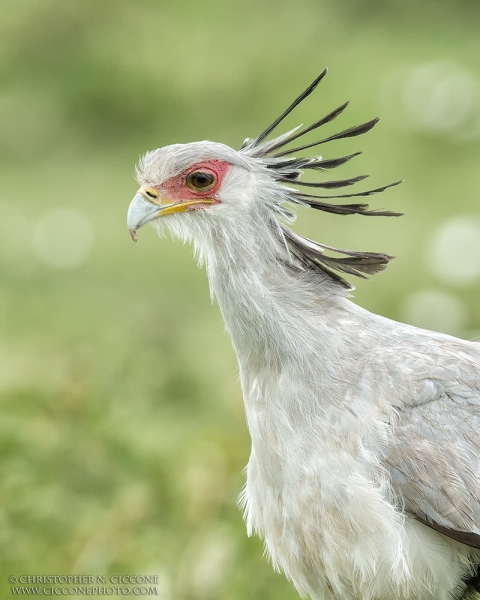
[127,187,217,242]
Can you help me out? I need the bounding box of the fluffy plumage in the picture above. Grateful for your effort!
[127,71,480,600]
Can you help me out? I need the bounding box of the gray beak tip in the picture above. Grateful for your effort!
[127,193,161,244]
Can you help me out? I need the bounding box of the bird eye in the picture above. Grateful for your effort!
[186,171,216,191]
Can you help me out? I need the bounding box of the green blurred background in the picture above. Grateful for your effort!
[1,1,480,598]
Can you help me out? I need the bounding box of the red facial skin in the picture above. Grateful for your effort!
[157,160,232,208]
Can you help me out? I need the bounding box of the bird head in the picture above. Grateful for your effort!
[128,70,402,289]
[128,141,282,245]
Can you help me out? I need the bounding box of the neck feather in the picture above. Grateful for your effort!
[194,212,350,368]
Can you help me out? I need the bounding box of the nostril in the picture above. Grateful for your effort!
[145,190,157,199]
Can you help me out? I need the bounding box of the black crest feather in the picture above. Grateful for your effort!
[240,70,402,290]
[250,69,328,148]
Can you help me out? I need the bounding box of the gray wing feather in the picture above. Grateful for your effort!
[382,337,480,548]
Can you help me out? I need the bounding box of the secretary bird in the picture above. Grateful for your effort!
[127,70,480,600]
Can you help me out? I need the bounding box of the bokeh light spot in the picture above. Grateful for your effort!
[427,216,480,286]
[382,61,479,138]
[188,527,235,599]
[403,62,477,133]
[401,289,467,335]
[33,209,94,269]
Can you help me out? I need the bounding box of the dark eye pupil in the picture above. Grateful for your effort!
[194,174,208,185]
[189,172,214,189]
